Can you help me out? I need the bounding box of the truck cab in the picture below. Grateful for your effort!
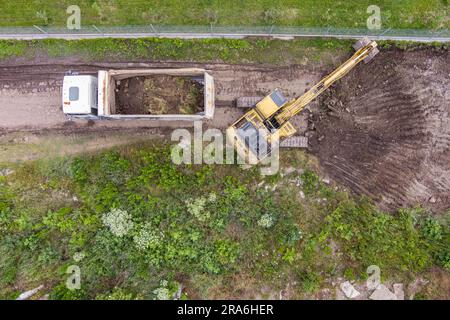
[62,75,98,115]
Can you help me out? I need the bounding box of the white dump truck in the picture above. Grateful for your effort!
[62,68,215,120]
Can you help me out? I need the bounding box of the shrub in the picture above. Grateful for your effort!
[257,214,275,228]
[101,208,134,237]
[325,201,432,275]
[298,271,321,293]
[300,170,320,194]
[133,223,163,251]
[421,218,443,241]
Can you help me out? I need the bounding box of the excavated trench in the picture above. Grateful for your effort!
[309,48,450,213]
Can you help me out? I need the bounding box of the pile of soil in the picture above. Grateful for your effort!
[309,48,450,213]
[115,75,204,115]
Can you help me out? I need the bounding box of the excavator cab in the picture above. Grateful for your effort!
[255,89,288,121]
[227,88,297,163]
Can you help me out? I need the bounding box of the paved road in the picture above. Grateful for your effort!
[0,31,448,43]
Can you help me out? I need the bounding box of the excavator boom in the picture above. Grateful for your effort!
[275,40,378,123]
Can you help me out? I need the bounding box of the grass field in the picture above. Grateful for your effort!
[0,1,448,29]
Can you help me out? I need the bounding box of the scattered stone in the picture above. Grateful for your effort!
[340,281,361,299]
[72,196,79,202]
[428,196,436,203]
[407,278,429,300]
[16,285,44,300]
[369,284,397,300]
[393,283,405,300]
[283,167,296,176]
[299,191,305,199]
[0,168,14,176]
[322,177,330,184]
[174,283,184,300]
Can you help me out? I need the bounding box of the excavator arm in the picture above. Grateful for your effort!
[274,39,378,124]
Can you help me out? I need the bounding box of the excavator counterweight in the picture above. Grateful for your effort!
[227,38,379,164]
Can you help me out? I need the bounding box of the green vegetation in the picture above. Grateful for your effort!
[0,1,448,29]
[0,37,353,65]
[0,37,447,65]
[0,141,448,299]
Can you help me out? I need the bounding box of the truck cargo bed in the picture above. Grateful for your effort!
[98,68,215,120]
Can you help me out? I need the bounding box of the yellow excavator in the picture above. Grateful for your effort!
[227,38,379,164]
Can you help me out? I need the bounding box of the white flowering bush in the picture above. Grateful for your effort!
[208,192,217,203]
[101,208,134,237]
[257,214,275,228]
[153,287,170,300]
[73,252,85,262]
[133,223,163,251]
[185,193,217,222]
[153,280,171,300]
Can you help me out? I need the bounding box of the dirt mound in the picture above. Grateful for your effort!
[310,48,450,213]
[115,75,204,115]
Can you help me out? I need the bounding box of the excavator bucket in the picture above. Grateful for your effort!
[363,46,379,63]
[353,37,379,63]
[352,37,371,51]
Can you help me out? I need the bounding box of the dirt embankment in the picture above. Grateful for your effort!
[309,48,450,213]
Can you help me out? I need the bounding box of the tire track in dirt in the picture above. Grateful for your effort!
[310,48,450,213]
[0,61,321,130]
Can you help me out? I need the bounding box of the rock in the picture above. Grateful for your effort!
[283,167,296,176]
[299,191,305,199]
[16,285,44,300]
[369,284,397,300]
[393,283,405,300]
[322,177,330,184]
[407,278,429,300]
[428,196,436,203]
[340,281,361,299]
[0,168,14,176]
[335,287,346,300]
[174,283,184,300]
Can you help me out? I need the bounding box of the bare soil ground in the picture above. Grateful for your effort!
[0,61,321,131]
[115,75,204,115]
[309,48,450,213]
